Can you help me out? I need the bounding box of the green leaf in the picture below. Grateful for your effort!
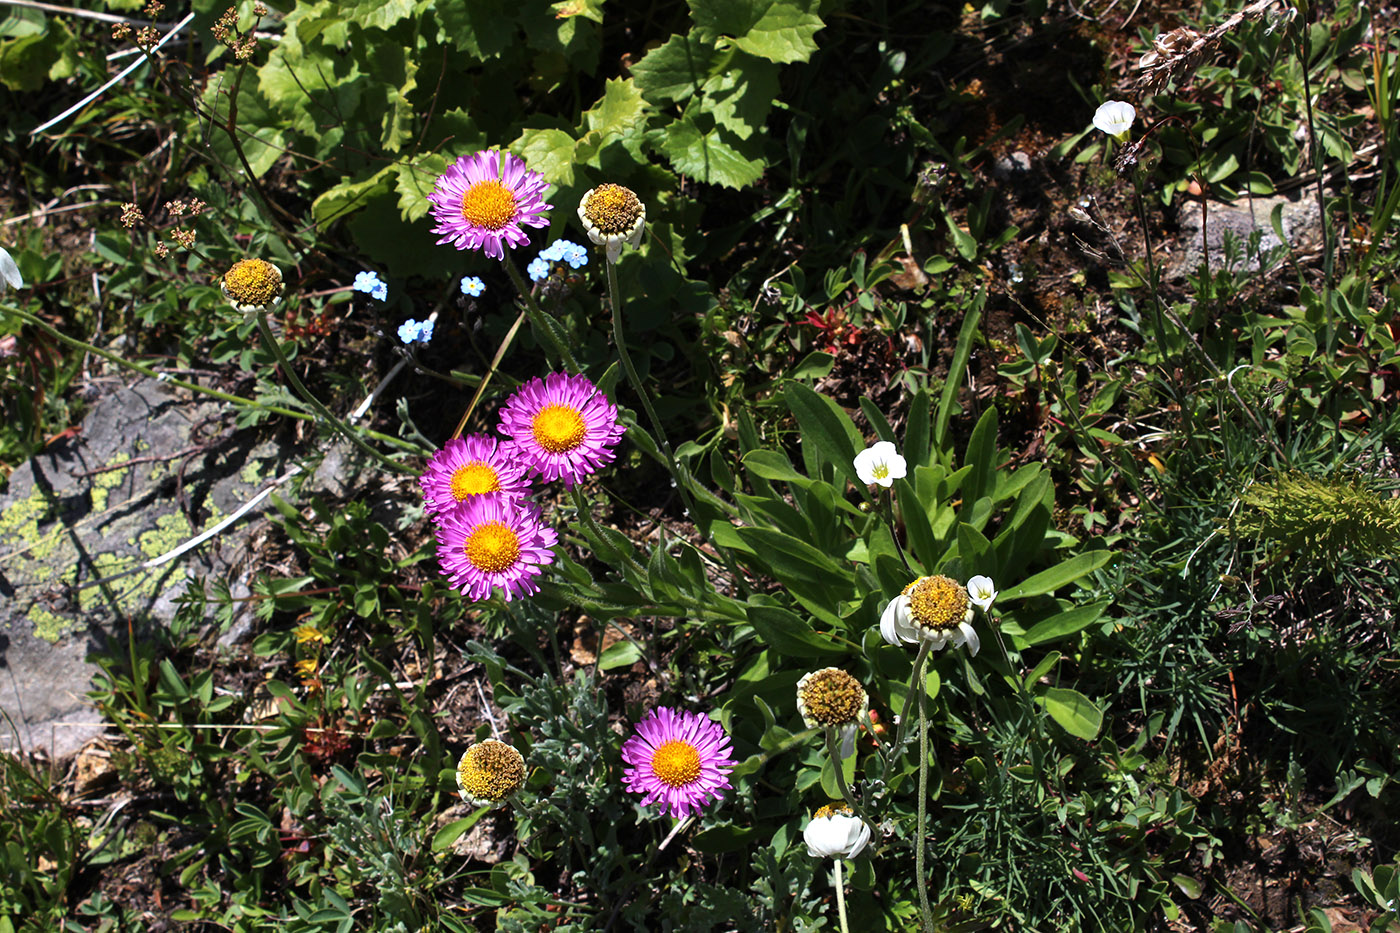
[631,32,715,103]
[350,0,418,31]
[1038,687,1103,740]
[583,77,647,139]
[514,125,580,186]
[311,166,395,229]
[1021,601,1109,646]
[690,0,824,64]
[741,449,807,484]
[745,601,845,657]
[697,54,778,140]
[783,382,862,487]
[734,527,844,586]
[395,152,448,222]
[435,0,515,57]
[655,114,765,189]
[1001,551,1113,600]
[598,638,642,671]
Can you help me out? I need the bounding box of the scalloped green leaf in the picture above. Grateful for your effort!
[689,0,823,63]
[583,77,647,139]
[513,126,580,186]
[630,32,716,103]
[655,114,764,189]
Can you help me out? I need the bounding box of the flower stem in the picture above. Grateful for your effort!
[833,858,851,933]
[879,639,932,789]
[915,669,936,933]
[824,726,863,817]
[451,309,526,441]
[254,312,415,475]
[881,489,913,574]
[502,257,580,374]
[604,260,699,522]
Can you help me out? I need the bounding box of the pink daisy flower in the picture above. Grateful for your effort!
[434,495,558,602]
[498,372,625,488]
[428,150,551,260]
[621,707,735,819]
[419,434,531,517]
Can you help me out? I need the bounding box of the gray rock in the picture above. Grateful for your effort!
[1168,190,1322,279]
[0,378,294,759]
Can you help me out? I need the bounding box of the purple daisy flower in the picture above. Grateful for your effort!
[419,434,531,517]
[434,495,558,602]
[428,150,552,260]
[497,373,625,488]
[621,707,736,819]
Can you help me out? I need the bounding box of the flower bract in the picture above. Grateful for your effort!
[434,495,557,601]
[221,259,284,315]
[853,441,907,487]
[0,247,24,294]
[578,184,645,263]
[621,707,735,819]
[456,739,526,807]
[428,150,551,260]
[1092,100,1137,141]
[803,805,872,859]
[879,574,979,656]
[497,372,625,488]
[966,574,998,612]
[420,434,531,517]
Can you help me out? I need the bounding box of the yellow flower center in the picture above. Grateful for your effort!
[799,669,866,726]
[531,404,586,454]
[904,575,970,632]
[464,521,521,573]
[457,740,526,802]
[871,463,889,479]
[650,739,701,788]
[222,259,282,307]
[814,804,853,819]
[450,461,501,501]
[583,184,642,235]
[460,179,518,231]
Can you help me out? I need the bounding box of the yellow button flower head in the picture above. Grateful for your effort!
[221,259,285,315]
[456,739,527,808]
[879,574,979,655]
[577,183,645,263]
[797,667,868,758]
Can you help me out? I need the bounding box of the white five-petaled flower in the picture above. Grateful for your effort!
[853,441,907,488]
[0,247,22,295]
[804,805,872,859]
[1092,101,1137,142]
[966,575,998,612]
[879,574,979,656]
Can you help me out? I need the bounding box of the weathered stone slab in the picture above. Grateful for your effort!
[0,378,293,758]
[1167,190,1322,279]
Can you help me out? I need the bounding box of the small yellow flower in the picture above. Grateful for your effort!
[577,183,645,263]
[293,624,326,646]
[294,658,319,679]
[456,739,527,808]
[221,258,285,315]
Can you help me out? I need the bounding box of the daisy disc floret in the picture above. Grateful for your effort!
[221,259,284,314]
[1092,100,1137,142]
[621,707,735,818]
[879,574,980,656]
[428,150,551,260]
[498,372,625,488]
[804,805,872,859]
[419,434,531,517]
[853,440,907,487]
[796,669,867,730]
[435,495,557,602]
[578,183,645,263]
[456,739,526,807]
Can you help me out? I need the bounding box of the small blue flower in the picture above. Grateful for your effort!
[397,319,433,345]
[371,281,388,302]
[563,243,589,269]
[527,257,550,282]
[538,242,565,263]
[460,275,485,297]
[353,270,384,295]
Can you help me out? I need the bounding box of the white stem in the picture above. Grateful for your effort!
[834,859,850,933]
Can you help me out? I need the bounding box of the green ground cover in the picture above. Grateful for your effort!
[2,0,1399,929]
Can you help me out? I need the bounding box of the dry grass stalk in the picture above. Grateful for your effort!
[1137,0,1292,94]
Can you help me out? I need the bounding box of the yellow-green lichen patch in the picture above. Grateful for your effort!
[239,461,267,485]
[137,510,192,562]
[0,486,64,563]
[31,605,73,643]
[76,552,141,612]
[90,453,131,513]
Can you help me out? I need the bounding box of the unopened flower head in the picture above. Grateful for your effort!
[966,574,997,612]
[804,804,872,859]
[853,441,907,487]
[621,707,735,818]
[796,668,867,730]
[456,739,526,807]
[434,494,557,602]
[221,259,284,315]
[428,150,551,260]
[578,183,645,263]
[879,574,979,656]
[497,372,625,488]
[419,434,531,517]
[1092,101,1137,142]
